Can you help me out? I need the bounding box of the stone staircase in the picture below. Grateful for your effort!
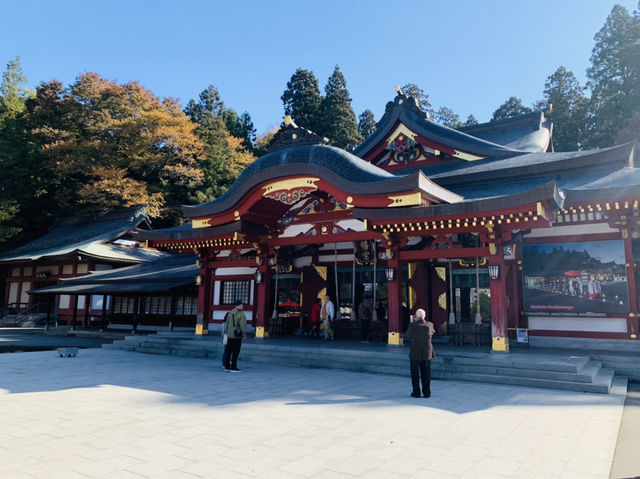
[0,313,47,327]
[103,335,620,394]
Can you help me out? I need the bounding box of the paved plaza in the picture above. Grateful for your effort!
[0,348,629,479]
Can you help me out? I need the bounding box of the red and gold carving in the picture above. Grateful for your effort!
[263,177,320,205]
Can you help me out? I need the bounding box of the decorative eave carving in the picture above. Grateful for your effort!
[268,116,329,153]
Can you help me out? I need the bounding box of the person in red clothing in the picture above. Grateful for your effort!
[310,297,322,338]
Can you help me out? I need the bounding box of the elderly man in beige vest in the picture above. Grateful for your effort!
[406,308,435,397]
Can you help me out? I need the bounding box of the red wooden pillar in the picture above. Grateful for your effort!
[489,244,509,352]
[255,252,272,339]
[386,244,402,345]
[623,234,638,339]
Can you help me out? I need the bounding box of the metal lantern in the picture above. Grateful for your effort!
[488,265,500,280]
[385,267,396,282]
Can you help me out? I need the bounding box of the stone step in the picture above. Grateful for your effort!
[104,337,615,393]
[436,359,602,384]
[450,367,614,394]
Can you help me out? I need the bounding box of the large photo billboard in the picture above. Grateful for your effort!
[522,240,629,314]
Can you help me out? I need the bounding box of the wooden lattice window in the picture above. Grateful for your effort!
[221,280,249,305]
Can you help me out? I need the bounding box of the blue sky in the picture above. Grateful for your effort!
[2,1,638,135]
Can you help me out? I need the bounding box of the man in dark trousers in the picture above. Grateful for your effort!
[224,300,247,372]
[406,308,435,398]
[358,296,372,343]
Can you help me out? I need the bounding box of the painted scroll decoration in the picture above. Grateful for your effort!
[263,177,320,205]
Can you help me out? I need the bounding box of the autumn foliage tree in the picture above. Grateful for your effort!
[27,73,205,226]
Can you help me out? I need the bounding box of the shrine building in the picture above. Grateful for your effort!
[134,91,640,352]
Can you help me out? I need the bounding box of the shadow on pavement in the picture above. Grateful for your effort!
[0,348,625,415]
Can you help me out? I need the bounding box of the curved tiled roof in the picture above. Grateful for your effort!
[458,111,552,153]
[352,93,523,160]
[183,144,431,218]
[407,142,636,188]
[0,207,165,263]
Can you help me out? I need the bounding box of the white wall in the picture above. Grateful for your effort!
[527,316,627,333]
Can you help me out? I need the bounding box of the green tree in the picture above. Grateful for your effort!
[281,68,322,132]
[184,84,224,121]
[0,56,28,120]
[319,65,362,149]
[434,106,461,128]
[400,83,434,118]
[535,66,588,151]
[585,4,640,147]
[186,85,255,204]
[28,73,205,225]
[0,57,40,248]
[491,96,532,121]
[222,109,256,152]
[464,114,479,126]
[358,109,377,139]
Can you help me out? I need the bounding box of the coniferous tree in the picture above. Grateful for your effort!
[434,106,462,128]
[401,83,434,118]
[535,66,588,151]
[464,114,479,126]
[281,68,322,132]
[585,4,640,147]
[358,109,377,139]
[319,65,361,149]
[0,57,34,247]
[186,85,255,204]
[222,109,257,153]
[491,97,532,121]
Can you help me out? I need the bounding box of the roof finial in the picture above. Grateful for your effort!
[395,85,404,95]
[284,115,293,126]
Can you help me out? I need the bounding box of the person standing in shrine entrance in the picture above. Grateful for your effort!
[406,308,435,398]
[321,295,335,341]
[358,296,372,343]
[310,297,322,338]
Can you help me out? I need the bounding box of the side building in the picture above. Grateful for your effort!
[0,208,168,327]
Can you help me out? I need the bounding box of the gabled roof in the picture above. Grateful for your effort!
[0,207,166,264]
[182,143,462,219]
[28,254,197,295]
[457,111,552,153]
[353,93,524,161]
[421,142,635,188]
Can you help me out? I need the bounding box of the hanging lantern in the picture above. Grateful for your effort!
[385,267,396,282]
[488,265,500,280]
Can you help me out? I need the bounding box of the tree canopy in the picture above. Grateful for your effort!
[319,66,361,149]
[0,73,255,251]
[491,96,532,121]
[358,109,377,139]
[585,4,640,147]
[535,66,588,151]
[281,68,322,133]
[401,83,434,118]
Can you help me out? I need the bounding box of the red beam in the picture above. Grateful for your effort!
[399,247,489,261]
[271,231,385,247]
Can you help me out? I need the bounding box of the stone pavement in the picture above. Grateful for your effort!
[610,382,640,479]
[0,349,628,479]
